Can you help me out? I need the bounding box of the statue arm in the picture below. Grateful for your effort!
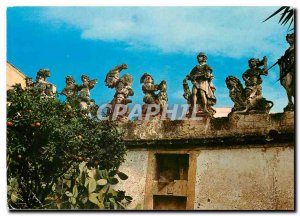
[128,87,134,96]
[188,67,198,79]
[262,56,268,75]
[242,71,249,81]
[205,65,214,80]
[61,88,68,96]
[143,83,159,92]
[112,64,128,73]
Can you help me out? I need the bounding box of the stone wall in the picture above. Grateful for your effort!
[194,146,294,210]
[113,150,149,209]
[122,112,294,144]
[118,112,294,210]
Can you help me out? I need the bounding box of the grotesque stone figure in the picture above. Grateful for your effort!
[33,69,56,97]
[140,73,168,116]
[226,57,273,114]
[61,76,78,104]
[78,75,97,111]
[61,74,98,116]
[114,74,134,104]
[105,64,128,88]
[225,76,246,112]
[183,52,216,117]
[105,64,134,120]
[278,33,295,111]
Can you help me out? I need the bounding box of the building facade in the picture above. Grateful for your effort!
[6,61,26,90]
[116,112,294,210]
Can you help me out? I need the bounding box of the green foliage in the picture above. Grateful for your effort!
[7,85,127,209]
[45,162,132,209]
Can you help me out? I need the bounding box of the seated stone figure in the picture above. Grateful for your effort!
[226,57,273,114]
[225,76,246,112]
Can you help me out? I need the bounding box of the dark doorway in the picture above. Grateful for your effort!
[154,154,189,182]
[153,195,187,210]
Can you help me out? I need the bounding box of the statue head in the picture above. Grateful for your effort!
[81,75,89,82]
[160,80,167,92]
[115,93,125,104]
[197,52,207,63]
[226,76,243,90]
[286,33,294,45]
[37,69,51,79]
[140,73,154,84]
[66,76,75,85]
[248,58,260,68]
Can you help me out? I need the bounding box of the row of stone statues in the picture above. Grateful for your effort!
[24,33,294,119]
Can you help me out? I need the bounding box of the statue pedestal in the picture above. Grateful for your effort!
[141,104,163,119]
[185,105,215,118]
[106,103,130,121]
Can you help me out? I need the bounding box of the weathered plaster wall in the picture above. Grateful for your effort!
[113,150,148,209]
[123,112,294,142]
[194,146,294,210]
[119,112,294,210]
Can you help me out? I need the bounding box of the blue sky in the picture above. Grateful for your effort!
[7,7,291,112]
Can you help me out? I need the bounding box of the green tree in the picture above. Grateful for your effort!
[7,84,127,209]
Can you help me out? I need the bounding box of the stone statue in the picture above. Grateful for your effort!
[61,76,78,104]
[33,69,56,97]
[105,64,134,120]
[140,73,168,116]
[158,80,168,107]
[183,52,216,117]
[61,74,98,116]
[226,57,273,114]
[225,76,246,112]
[89,99,99,117]
[278,33,295,111]
[105,64,128,88]
[77,75,97,111]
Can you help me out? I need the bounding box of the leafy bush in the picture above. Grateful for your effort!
[46,162,132,209]
[7,85,127,209]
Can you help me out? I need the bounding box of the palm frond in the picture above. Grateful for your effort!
[263,6,287,22]
[263,6,294,31]
[287,18,294,31]
[282,10,294,25]
[278,7,290,23]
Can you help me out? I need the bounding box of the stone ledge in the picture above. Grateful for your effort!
[121,112,294,143]
[125,134,294,149]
